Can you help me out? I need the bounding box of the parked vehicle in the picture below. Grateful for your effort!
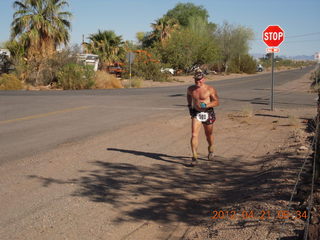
[106,62,124,77]
[77,54,99,71]
[257,64,264,72]
[160,67,175,75]
[0,49,14,74]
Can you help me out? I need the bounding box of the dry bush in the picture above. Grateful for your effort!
[94,71,123,89]
[130,77,143,88]
[0,73,24,90]
[288,115,301,128]
[241,105,254,117]
[291,128,305,143]
[122,77,144,88]
[228,105,254,119]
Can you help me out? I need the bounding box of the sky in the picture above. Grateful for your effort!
[0,0,319,58]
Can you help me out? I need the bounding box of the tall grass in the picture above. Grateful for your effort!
[94,71,123,89]
[0,73,23,90]
[57,64,95,90]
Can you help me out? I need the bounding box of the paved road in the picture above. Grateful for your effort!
[0,66,316,165]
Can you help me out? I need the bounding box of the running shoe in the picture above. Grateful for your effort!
[208,152,215,161]
[190,157,198,167]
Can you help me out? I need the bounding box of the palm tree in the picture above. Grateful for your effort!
[11,0,72,59]
[83,30,125,67]
[150,17,179,45]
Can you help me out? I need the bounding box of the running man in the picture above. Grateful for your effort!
[187,70,219,166]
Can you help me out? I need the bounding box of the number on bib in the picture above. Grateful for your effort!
[196,112,209,122]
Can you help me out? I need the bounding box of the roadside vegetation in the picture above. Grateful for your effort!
[0,0,315,90]
[259,53,315,71]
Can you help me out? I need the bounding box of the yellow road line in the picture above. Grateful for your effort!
[0,106,90,125]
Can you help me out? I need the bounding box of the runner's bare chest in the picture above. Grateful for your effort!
[191,86,210,102]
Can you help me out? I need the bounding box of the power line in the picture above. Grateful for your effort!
[286,32,320,38]
[285,39,320,43]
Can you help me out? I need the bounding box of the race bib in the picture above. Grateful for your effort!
[196,112,209,122]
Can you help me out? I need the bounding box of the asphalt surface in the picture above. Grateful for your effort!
[0,66,316,165]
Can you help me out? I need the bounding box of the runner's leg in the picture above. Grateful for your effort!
[191,118,202,160]
[203,123,214,155]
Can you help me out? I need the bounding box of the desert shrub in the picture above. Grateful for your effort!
[239,54,257,74]
[11,45,81,86]
[57,64,95,90]
[130,77,143,88]
[122,78,143,88]
[259,55,314,70]
[123,49,168,82]
[311,68,320,92]
[0,73,23,90]
[94,71,122,89]
[131,60,168,82]
[40,47,79,86]
[227,54,256,74]
[227,59,241,73]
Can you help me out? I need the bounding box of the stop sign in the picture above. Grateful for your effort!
[263,25,285,47]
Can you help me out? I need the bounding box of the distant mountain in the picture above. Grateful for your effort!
[251,53,265,59]
[283,55,314,60]
[251,53,314,61]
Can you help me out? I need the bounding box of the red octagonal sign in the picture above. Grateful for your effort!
[263,25,285,47]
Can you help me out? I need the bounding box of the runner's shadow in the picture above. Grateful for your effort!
[107,148,190,166]
[168,94,185,97]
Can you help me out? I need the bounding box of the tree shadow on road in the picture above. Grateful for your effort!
[28,147,306,230]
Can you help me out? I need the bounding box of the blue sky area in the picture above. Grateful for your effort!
[0,0,319,57]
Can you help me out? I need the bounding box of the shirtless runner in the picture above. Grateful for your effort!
[187,70,219,166]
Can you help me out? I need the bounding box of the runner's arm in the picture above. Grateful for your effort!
[206,87,219,108]
[187,87,194,116]
[187,87,193,107]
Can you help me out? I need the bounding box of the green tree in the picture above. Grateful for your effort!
[83,30,125,67]
[159,17,218,70]
[11,0,72,59]
[215,22,254,72]
[136,32,146,45]
[165,2,209,27]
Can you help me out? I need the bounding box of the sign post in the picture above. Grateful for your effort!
[262,25,285,111]
[126,52,135,88]
[271,52,274,111]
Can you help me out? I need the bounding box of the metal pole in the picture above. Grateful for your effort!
[129,53,132,88]
[271,52,275,111]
